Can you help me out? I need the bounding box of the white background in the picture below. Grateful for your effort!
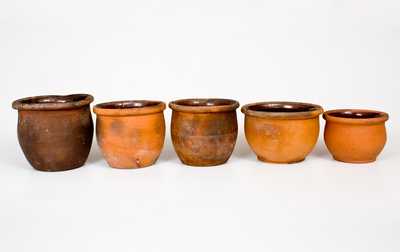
[1,0,399,251]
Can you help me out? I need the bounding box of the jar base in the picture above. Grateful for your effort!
[257,156,305,164]
[180,159,228,167]
[32,163,85,172]
[332,156,377,164]
[106,162,155,169]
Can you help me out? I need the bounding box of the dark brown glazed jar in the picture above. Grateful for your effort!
[169,98,239,166]
[12,94,94,171]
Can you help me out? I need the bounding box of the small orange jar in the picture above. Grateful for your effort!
[323,109,389,163]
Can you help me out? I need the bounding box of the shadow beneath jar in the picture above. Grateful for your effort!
[234,135,253,159]
[4,144,33,170]
[159,141,178,162]
[310,141,330,159]
[86,143,104,164]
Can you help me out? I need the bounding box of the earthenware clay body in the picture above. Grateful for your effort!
[12,94,94,171]
[169,98,239,166]
[323,109,388,163]
[93,101,166,169]
[241,102,323,163]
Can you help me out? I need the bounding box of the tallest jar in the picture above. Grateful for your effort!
[12,94,94,171]
[169,98,239,166]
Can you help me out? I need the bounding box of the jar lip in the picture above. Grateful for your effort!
[93,100,166,116]
[169,98,239,113]
[12,94,93,111]
[241,101,323,119]
[323,109,389,124]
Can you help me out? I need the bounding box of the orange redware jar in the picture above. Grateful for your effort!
[241,101,323,163]
[93,100,166,169]
[323,109,389,163]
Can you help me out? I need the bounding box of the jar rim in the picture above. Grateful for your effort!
[323,109,389,124]
[93,100,166,116]
[241,101,323,119]
[169,98,239,113]
[12,94,94,111]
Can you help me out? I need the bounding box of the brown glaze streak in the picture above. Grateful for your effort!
[241,101,323,164]
[12,94,94,171]
[323,109,389,163]
[93,100,166,169]
[169,98,239,166]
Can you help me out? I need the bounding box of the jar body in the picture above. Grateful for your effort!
[171,111,238,166]
[96,112,165,168]
[17,106,93,171]
[324,121,387,163]
[244,116,320,163]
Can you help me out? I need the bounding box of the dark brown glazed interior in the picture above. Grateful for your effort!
[174,99,236,107]
[241,101,323,119]
[12,94,93,111]
[327,111,382,119]
[96,100,162,109]
[20,95,88,104]
[94,100,166,116]
[169,98,239,113]
[248,103,318,113]
[323,109,389,124]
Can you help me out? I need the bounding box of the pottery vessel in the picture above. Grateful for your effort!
[93,100,166,169]
[323,109,388,163]
[241,101,323,163]
[169,98,239,166]
[12,94,94,171]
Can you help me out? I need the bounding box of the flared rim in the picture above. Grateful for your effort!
[323,109,389,125]
[169,98,239,113]
[12,94,93,111]
[241,101,323,119]
[93,100,166,116]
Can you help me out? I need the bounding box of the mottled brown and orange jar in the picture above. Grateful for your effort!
[169,98,239,166]
[93,100,166,169]
[12,94,94,171]
[323,109,389,163]
[241,101,323,163]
